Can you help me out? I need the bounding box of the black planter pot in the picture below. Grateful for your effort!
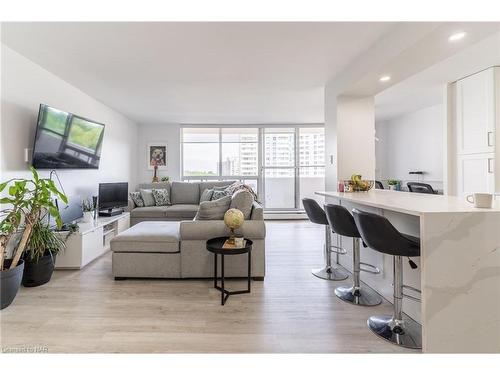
[1,259,24,310]
[22,253,57,287]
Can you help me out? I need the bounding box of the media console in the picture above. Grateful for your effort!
[55,212,130,269]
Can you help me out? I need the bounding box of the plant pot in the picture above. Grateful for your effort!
[389,185,397,190]
[1,259,24,310]
[22,253,57,287]
[81,211,94,223]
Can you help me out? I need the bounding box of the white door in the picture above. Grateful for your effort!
[456,68,495,154]
[457,153,495,196]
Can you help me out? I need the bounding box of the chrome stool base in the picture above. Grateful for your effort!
[312,266,349,281]
[334,285,382,306]
[367,314,422,349]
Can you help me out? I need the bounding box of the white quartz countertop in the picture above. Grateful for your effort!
[315,190,500,216]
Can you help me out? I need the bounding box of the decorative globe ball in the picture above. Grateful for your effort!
[224,208,245,230]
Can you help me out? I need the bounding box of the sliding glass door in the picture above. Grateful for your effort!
[262,128,296,209]
[261,127,325,210]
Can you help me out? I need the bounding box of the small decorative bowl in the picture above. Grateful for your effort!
[343,180,374,192]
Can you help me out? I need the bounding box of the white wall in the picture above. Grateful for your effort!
[136,123,181,186]
[324,90,376,190]
[375,104,444,189]
[1,45,139,200]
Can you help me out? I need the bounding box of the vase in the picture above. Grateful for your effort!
[82,211,94,223]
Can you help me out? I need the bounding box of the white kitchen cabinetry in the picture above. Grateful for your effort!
[457,153,495,195]
[456,68,495,154]
[455,67,500,196]
[55,212,130,269]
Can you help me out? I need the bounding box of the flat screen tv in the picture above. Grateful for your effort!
[32,104,105,169]
[98,182,128,214]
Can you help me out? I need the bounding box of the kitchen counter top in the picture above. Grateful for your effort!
[315,189,500,216]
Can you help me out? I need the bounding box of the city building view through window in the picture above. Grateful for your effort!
[181,126,325,210]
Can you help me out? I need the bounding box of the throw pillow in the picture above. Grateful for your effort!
[129,192,144,207]
[196,196,231,220]
[230,189,254,220]
[211,188,228,201]
[152,188,171,206]
[140,189,156,207]
[200,188,214,202]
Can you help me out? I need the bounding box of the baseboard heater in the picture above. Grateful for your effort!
[264,211,308,220]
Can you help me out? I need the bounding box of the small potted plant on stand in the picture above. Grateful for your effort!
[0,167,67,309]
[387,179,400,191]
[81,198,95,223]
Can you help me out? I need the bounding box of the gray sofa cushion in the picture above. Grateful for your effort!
[138,182,171,198]
[111,221,180,253]
[165,204,199,219]
[140,189,156,207]
[200,188,213,202]
[196,196,231,220]
[130,206,169,218]
[198,180,236,198]
[230,190,254,219]
[171,181,200,205]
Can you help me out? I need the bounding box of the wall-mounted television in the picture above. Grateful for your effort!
[32,104,105,169]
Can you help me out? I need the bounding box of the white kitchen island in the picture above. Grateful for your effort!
[316,189,500,353]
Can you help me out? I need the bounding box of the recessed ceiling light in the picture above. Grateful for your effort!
[379,75,391,82]
[449,32,466,42]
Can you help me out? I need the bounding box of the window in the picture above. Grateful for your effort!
[181,126,325,211]
[182,127,259,187]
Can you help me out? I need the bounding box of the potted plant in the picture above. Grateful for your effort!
[22,217,66,287]
[160,176,170,182]
[387,179,400,191]
[81,198,95,223]
[0,167,67,309]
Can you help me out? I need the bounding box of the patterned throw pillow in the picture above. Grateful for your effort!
[200,188,214,202]
[129,192,144,207]
[152,188,171,206]
[211,188,228,201]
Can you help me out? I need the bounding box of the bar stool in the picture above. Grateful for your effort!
[302,198,348,281]
[352,208,422,349]
[324,204,382,306]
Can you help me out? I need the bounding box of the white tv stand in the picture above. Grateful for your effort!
[55,212,130,269]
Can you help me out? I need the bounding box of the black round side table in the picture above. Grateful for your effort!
[206,236,253,305]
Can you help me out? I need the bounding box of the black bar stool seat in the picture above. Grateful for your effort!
[325,204,382,306]
[353,208,422,349]
[302,198,348,281]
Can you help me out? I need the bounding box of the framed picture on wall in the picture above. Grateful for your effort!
[147,143,168,170]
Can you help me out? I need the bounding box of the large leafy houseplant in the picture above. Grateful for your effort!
[0,167,67,271]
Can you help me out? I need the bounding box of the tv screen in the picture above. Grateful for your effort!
[98,182,128,210]
[32,104,105,169]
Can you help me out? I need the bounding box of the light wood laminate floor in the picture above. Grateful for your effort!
[0,221,412,353]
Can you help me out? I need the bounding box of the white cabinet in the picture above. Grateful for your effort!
[457,153,495,195]
[454,67,499,196]
[55,212,130,269]
[456,68,495,155]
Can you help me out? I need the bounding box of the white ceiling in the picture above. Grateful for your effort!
[1,22,396,125]
[375,30,500,121]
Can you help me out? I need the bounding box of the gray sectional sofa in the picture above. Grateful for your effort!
[112,180,266,279]
[128,181,237,225]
